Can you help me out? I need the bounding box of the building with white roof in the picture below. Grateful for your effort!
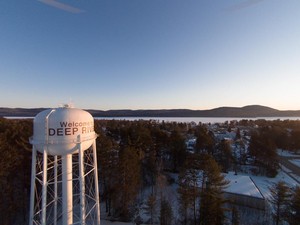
[223,172,265,210]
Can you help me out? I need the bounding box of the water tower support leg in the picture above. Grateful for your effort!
[92,140,101,225]
[62,154,73,225]
[42,150,48,225]
[29,147,37,225]
[54,155,58,225]
[79,143,86,225]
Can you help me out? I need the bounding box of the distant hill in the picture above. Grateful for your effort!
[1,105,300,118]
[0,108,47,117]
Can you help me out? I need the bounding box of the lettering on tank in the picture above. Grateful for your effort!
[48,121,94,136]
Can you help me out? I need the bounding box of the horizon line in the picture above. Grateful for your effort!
[1,104,300,111]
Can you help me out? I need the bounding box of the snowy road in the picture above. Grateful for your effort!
[278,154,300,184]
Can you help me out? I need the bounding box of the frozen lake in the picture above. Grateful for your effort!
[94,116,300,124]
[5,116,300,124]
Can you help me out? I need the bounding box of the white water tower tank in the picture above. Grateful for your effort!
[32,105,96,155]
[29,105,100,225]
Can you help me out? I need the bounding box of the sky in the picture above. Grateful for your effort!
[1,0,300,110]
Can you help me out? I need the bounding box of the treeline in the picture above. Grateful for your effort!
[240,119,300,177]
[0,118,32,225]
[96,119,188,222]
[94,118,300,224]
[95,119,235,224]
[1,118,300,224]
[239,119,300,151]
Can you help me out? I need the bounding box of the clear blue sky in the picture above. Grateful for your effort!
[1,0,300,110]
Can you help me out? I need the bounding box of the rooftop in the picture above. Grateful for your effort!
[224,172,264,199]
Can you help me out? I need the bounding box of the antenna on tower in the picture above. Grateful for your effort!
[68,97,74,108]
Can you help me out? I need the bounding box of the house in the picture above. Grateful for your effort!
[223,172,265,210]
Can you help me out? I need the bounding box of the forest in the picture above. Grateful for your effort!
[0,117,300,225]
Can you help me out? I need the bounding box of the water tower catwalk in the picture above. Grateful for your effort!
[29,105,100,225]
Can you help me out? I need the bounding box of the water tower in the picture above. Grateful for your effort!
[29,105,100,225]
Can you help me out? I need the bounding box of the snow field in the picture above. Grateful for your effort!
[251,170,299,200]
[289,159,300,168]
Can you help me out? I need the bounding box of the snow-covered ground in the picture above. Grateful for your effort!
[98,146,300,225]
[289,159,300,168]
[277,149,300,157]
[99,170,298,225]
[275,149,300,185]
[251,170,299,200]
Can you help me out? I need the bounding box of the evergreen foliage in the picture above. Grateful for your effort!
[249,127,278,177]
[199,154,229,225]
[178,154,202,225]
[216,139,233,172]
[2,118,300,224]
[116,146,141,220]
[169,129,187,172]
[178,153,228,225]
[0,118,32,225]
[269,181,291,225]
[96,130,119,216]
[160,197,173,225]
[145,194,157,224]
[288,186,300,225]
[231,206,240,225]
[235,128,241,140]
[195,125,215,154]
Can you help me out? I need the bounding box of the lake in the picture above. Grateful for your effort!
[5,116,300,124]
[94,117,300,124]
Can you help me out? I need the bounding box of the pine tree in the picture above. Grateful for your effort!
[235,128,241,140]
[116,146,141,221]
[269,181,291,225]
[145,194,157,224]
[195,126,214,154]
[96,132,119,216]
[178,153,228,225]
[0,119,32,225]
[249,129,278,177]
[231,206,240,225]
[178,176,192,225]
[288,186,300,225]
[217,139,233,172]
[178,154,203,225]
[160,197,173,225]
[169,129,187,172]
[199,154,229,225]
